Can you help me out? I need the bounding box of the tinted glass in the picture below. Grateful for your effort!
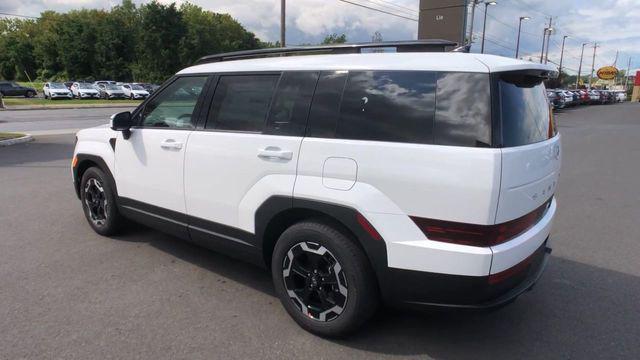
[337,71,436,144]
[140,76,207,129]
[50,83,66,89]
[207,75,279,132]
[266,71,319,136]
[434,72,491,147]
[499,74,551,147]
[306,71,348,138]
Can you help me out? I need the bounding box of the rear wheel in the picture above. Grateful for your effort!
[25,90,36,98]
[272,220,378,337]
[80,167,124,236]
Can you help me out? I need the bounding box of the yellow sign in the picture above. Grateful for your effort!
[597,66,618,80]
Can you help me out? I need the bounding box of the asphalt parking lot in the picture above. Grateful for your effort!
[1,103,639,359]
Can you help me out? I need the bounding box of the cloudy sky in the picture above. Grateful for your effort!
[2,0,639,75]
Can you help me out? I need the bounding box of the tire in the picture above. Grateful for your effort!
[25,90,36,98]
[271,220,378,337]
[80,167,125,236]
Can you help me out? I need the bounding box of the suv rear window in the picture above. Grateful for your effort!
[499,73,553,147]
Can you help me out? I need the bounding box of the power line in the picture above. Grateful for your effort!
[0,11,39,19]
[485,12,539,38]
[510,0,552,18]
[336,0,418,21]
[362,0,418,16]
[360,0,418,16]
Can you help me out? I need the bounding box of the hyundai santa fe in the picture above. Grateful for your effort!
[71,41,561,337]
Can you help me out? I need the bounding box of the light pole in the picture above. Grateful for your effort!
[515,16,530,58]
[280,0,286,47]
[558,35,569,86]
[480,1,497,54]
[576,42,588,89]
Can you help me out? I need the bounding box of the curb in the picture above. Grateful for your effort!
[0,134,34,147]
[0,104,139,111]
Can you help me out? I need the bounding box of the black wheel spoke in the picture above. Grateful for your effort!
[282,241,348,322]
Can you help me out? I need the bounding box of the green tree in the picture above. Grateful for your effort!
[94,0,139,81]
[131,1,186,83]
[322,33,347,45]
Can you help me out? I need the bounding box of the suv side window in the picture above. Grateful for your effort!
[306,71,348,138]
[206,74,280,132]
[337,71,436,144]
[265,71,319,136]
[140,76,207,129]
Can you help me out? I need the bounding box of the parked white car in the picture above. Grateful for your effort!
[72,42,560,337]
[43,82,73,100]
[121,83,149,100]
[71,82,100,99]
[96,83,126,100]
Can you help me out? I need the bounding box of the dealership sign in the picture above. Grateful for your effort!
[597,66,618,80]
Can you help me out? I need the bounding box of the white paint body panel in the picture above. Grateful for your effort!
[114,128,191,213]
[496,135,561,223]
[184,132,301,231]
[295,138,502,276]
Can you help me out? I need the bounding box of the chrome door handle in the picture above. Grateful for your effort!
[160,139,183,150]
[257,147,293,160]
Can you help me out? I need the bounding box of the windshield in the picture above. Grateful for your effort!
[78,83,94,90]
[106,84,121,90]
[498,73,554,147]
[50,83,67,89]
[131,84,145,90]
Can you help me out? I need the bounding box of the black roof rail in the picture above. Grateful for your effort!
[195,39,458,65]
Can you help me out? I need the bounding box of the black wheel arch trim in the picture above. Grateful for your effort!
[255,196,389,289]
[73,154,118,200]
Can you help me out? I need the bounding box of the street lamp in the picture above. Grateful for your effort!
[558,35,570,86]
[515,16,530,59]
[480,1,497,54]
[544,27,554,64]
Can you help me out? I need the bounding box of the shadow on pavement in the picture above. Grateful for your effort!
[112,225,640,358]
[0,135,73,167]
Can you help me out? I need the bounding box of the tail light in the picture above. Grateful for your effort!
[410,199,551,247]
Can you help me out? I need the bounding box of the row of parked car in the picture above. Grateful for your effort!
[547,89,627,109]
[43,81,160,100]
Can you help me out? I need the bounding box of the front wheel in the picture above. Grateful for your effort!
[25,90,36,98]
[80,167,125,236]
[272,220,378,337]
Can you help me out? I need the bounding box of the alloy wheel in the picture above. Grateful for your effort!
[282,241,348,322]
[83,178,108,227]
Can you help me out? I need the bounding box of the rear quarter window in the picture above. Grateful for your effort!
[337,71,436,144]
[434,72,491,147]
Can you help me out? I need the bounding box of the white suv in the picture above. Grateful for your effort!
[72,42,561,337]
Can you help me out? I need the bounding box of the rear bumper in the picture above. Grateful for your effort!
[379,240,550,309]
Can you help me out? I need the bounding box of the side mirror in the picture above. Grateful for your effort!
[110,111,133,139]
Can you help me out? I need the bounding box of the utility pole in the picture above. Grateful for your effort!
[280,0,286,47]
[468,1,478,45]
[539,17,552,63]
[588,43,599,89]
[625,57,632,90]
[576,42,588,89]
[544,19,553,64]
[558,35,569,86]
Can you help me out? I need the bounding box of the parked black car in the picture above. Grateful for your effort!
[0,81,37,97]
